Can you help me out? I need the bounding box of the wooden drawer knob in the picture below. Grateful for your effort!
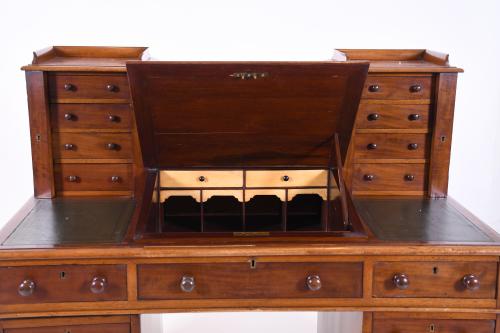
[462,274,480,291]
[367,143,378,150]
[408,114,421,121]
[368,84,380,92]
[408,143,419,150]
[106,84,117,92]
[367,113,380,121]
[198,176,206,182]
[110,176,121,183]
[105,143,120,150]
[363,174,375,181]
[67,175,79,183]
[90,276,107,294]
[306,275,322,291]
[108,115,120,122]
[64,143,75,150]
[282,175,290,182]
[18,279,36,297]
[404,174,415,181]
[180,275,195,292]
[410,84,422,93]
[64,113,76,121]
[393,273,409,290]
[63,83,74,91]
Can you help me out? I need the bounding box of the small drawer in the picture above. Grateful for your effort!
[48,74,130,100]
[53,132,133,160]
[354,133,429,160]
[137,261,363,300]
[372,261,497,299]
[362,76,433,100]
[51,104,132,131]
[160,170,243,188]
[55,163,133,191]
[356,104,431,129]
[352,163,426,192]
[0,316,132,333]
[0,265,127,304]
[372,317,495,333]
[246,170,328,187]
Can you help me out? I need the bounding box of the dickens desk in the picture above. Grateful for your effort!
[0,46,499,333]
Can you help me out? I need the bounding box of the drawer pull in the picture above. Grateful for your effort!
[408,143,419,150]
[18,279,36,297]
[462,274,480,291]
[393,273,409,290]
[368,84,380,92]
[105,143,120,150]
[64,143,75,150]
[108,115,120,122]
[408,113,421,121]
[180,275,196,293]
[110,176,121,183]
[64,113,76,121]
[404,174,415,181]
[282,175,290,182]
[367,143,378,150]
[363,174,375,181]
[67,175,79,183]
[410,84,423,93]
[198,176,206,182]
[306,275,322,291]
[106,84,117,92]
[63,83,75,91]
[90,276,107,294]
[367,113,380,121]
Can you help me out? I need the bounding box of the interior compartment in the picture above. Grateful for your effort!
[163,196,201,232]
[203,196,243,232]
[286,194,325,231]
[245,195,284,232]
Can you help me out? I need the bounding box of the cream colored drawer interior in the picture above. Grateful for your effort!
[160,170,243,188]
[246,170,328,187]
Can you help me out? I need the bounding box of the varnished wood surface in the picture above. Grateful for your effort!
[48,74,130,100]
[51,104,131,131]
[352,163,427,192]
[54,163,133,192]
[354,133,430,160]
[52,132,133,160]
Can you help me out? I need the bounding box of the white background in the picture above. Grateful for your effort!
[1,1,499,332]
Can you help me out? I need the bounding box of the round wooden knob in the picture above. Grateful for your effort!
[18,279,36,297]
[180,275,195,293]
[368,84,380,92]
[64,143,75,150]
[90,276,107,294]
[282,175,290,182]
[410,84,422,93]
[364,174,375,181]
[105,143,120,150]
[462,274,480,291]
[367,143,378,150]
[110,176,121,183]
[67,175,78,182]
[404,174,415,181]
[198,176,206,182]
[408,114,421,121]
[408,143,419,150]
[306,275,322,291]
[106,84,117,92]
[393,273,410,290]
[63,83,74,91]
[367,113,380,121]
[108,115,120,122]
[64,113,75,121]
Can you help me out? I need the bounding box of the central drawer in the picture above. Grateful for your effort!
[137,261,363,300]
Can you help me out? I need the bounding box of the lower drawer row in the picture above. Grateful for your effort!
[0,261,496,304]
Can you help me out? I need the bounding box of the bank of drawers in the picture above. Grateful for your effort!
[352,75,433,194]
[48,73,134,194]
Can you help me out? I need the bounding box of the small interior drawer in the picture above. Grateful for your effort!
[354,133,429,160]
[372,261,497,298]
[362,75,433,100]
[246,170,328,187]
[54,163,133,191]
[160,170,243,188]
[48,74,130,100]
[53,132,133,160]
[356,104,431,129]
[352,163,427,192]
[51,104,132,131]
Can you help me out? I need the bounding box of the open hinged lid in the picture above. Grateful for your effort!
[127,61,369,169]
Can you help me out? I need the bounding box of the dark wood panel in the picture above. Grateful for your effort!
[4,323,130,333]
[51,104,131,130]
[52,132,132,159]
[373,261,497,298]
[138,261,363,300]
[0,265,127,304]
[372,318,494,333]
[362,76,433,100]
[48,74,130,100]
[54,163,133,191]
[354,133,429,160]
[356,104,431,130]
[352,163,427,192]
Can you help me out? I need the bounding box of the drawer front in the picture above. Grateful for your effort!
[51,104,132,130]
[53,133,133,160]
[0,265,127,304]
[354,133,429,160]
[372,318,495,333]
[55,163,133,191]
[373,261,497,298]
[362,76,433,100]
[356,104,431,129]
[5,323,130,333]
[48,74,130,100]
[246,170,328,187]
[138,262,363,300]
[160,170,243,188]
[352,163,427,192]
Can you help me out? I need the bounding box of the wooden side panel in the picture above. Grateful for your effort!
[25,71,54,198]
[429,73,458,197]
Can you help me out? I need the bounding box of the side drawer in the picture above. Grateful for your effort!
[356,104,431,129]
[53,132,133,160]
[4,323,130,333]
[372,261,497,298]
[0,265,127,304]
[160,170,243,188]
[352,163,427,192]
[0,316,133,333]
[48,74,130,100]
[354,133,429,160]
[246,170,328,188]
[138,261,363,300]
[55,163,133,191]
[372,317,495,333]
[51,104,132,131]
[362,75,433,100]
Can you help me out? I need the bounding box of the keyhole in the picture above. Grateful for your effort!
[433,267,439,274]
[429,323,436,332]
[250,259,257,269]
[65,329,72,333]
[60,271,67,279]
[440,136,446,143]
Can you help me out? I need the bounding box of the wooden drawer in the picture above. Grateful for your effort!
[0,316,133,333]
[137,261,363,300]
[356,104,431,129]
[4,323,130,333]
[160,170,243,188]
[352,163,427,192]
[51,104,131,131]
[48,74,130,100]
[372,318,495,333]
[246,170,328,187]
[55,163,133,191]
[0,265,127,304]
[362,75,433,100]
[372,261,497,298]
[53,132,133,160]
[354,133,429,160]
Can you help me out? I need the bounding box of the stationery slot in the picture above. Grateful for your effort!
[203,195,243,232]
[286,193,325,231]
[245,195,284,232]
[162,195,201,232]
